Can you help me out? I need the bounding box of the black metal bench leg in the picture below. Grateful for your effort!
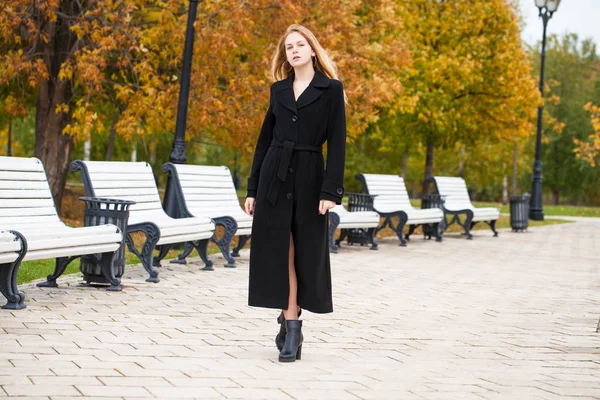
[397,216,408,246]
[405,225,417,241]
[99,251,121,292]
[193,239,214,271]
[463,212,474,240]
[125,224,160,283]
[335,229,349,247]
[490,220,499,237]
[328,213,340,253]
[434,223,443,242]
[231,235,250,257]
[153,244,172,267]
[368,228,378,250]
[37,256,79,288]
[0,262,23,310]
[171,242,194,265]
[213,217,237,268]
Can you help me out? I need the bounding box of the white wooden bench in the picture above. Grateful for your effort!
[0,231,26,309]
[357,173,445,246]
[431,176,500,239]
[71,160,216,281]
[162,163,252,267]
[0,156,123,309]
[328,204,380,253]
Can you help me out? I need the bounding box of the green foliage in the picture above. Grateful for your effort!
[533,34,600,205]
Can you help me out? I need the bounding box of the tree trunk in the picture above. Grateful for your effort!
[149,140,157,165]
[34,1,79,212]
[502,176,508,205]
[105,112,119,161]
[83,135,91,161]
[512,142,518,196]
[552,190,559,205]
[422,141,434,195]
[401,145,409,179]
[458,145,466,178]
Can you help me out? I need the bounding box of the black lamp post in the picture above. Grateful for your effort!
[164,0,199,217]
[170,0,200,164]
[529,0,561,221]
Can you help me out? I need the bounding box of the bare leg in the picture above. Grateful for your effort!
[283,234,299,320]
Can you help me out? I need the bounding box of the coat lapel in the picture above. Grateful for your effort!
[297,70,330,110]
[275,70,331,112]
[275,74,297,113]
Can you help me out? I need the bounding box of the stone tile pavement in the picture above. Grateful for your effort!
[1,218,599,399]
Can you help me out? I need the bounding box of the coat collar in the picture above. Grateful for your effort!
[275,70,330,112]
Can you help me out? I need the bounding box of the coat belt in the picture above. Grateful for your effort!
[266,140,322,206]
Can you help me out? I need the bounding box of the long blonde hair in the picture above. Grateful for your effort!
[271,24,340,82]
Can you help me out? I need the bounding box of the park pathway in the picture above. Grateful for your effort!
[1,217,599,399]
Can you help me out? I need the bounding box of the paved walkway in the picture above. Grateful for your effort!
[1,218,599,399]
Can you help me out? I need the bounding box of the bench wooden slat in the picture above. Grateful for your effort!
[24,244,121,262]
[0,198,55,208]
[0,171,49,181]
[0,216,61,226]
[0,157,45,171]
[0,181,51,190]
[0,207,61,218]
[83,161,151,174]
[0,189,53,199]
[175,165,231,175]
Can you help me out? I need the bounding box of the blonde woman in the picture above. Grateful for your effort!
[244,24,346,362]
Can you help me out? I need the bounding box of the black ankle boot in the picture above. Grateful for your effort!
[279,320,303,362]
[275,309,301,351]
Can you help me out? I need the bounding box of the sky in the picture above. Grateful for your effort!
[518,0,600,46]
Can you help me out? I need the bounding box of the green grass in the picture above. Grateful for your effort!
[408,199,600,218]
[374,215,570,239]
[471,202,600,218]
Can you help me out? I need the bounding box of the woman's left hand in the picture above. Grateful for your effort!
[318,199,336,215]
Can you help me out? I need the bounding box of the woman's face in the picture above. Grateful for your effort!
[285,32,315,69]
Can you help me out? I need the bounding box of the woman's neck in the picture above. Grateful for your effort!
[293,64,315,82]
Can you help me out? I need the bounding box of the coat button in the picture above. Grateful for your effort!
[286,193,293,200]
[288,167,293,174]
[291,115,297,122]
[336,188,343,195]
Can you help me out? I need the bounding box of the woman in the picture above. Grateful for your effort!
[244,24,346,363]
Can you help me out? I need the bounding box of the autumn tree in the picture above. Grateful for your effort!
[172,1,413,174]
[574,102,600,167]
[0,0,177,209]
[378,0,539,194]
[532,34,600,204]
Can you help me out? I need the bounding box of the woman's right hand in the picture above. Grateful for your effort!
[245,197,256,217]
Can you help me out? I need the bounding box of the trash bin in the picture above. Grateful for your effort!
[510,194,529,232]
[79,197,135,289]
[346,193,377,246]
[421,194,446,239]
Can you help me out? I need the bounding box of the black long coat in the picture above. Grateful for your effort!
[246,70,346,314]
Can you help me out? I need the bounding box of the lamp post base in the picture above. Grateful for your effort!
[529,208,544,221]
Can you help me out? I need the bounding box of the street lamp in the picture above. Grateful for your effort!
[170,0,200,164]
[164,0,199,217]
[529,0,561,221]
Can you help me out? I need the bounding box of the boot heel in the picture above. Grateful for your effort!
[296,344,302,360]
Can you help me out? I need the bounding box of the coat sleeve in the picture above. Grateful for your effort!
[247,86,275,198]
[320,80,347,205]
